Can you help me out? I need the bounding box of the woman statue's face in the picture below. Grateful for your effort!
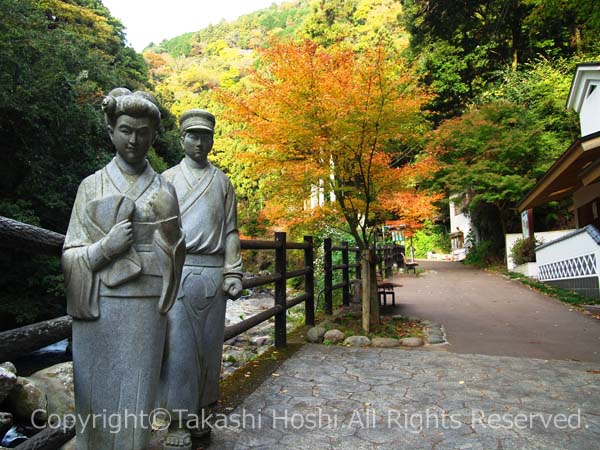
[109,115,156,165]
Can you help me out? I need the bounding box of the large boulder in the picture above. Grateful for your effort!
[0,363,16,375]
[0,367,17,404]
[6,377,47,422]
[5,362,75,424]
[29,362,75,419]
[399,337,424,347]
[306,327,327,343]
[323,329,345,344]
[371,337,400,348]
[343,336,371,347]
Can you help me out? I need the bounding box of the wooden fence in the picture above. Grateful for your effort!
[322,239,361,315]
[0,216,321,358]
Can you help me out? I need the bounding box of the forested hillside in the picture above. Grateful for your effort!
[1,0,599,327]
[145,0,599,254]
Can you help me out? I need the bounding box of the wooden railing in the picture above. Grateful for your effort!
[0,216,319,357]
[322,238,361,315]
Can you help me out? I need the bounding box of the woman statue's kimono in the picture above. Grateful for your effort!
[62,89,186,450]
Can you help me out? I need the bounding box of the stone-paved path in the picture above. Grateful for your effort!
[208,345,600,450]
[387,260,600,362]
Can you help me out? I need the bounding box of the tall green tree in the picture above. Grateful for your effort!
[0,0,167,328]
[401,0,600,121]
[425,103,548,248]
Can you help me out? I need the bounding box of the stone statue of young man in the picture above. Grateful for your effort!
[62,89,186,450]
[159,109,243,448]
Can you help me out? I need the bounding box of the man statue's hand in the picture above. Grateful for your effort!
[223,276,243,300]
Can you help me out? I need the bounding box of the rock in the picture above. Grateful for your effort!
[0,367,17,404]
[223,348,254,367]
[426,328,444,337]
[391,315,405,320]
[371,337,400,348]
[343,336,371,347]
[59,437,76,450]
[407,316,421,323]
[323,329,345,344]
[428,336,446,344]
[6,362,75,425]
[306,327,327,343]
[29,362,75,419]
[421,320,433,326]
[0,362,16,375]
[0,412,13,442]
[399,337,424,347]
[250,336,272,347]
[6,377,47,422]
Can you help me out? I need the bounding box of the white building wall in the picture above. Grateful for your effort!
[505,230,575,271]
[580,81,600,136]
[536,230,600,290]
[449,198,472,239]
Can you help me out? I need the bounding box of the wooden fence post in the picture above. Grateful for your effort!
[274,232,287,348]
[304,235,315,326]
[324,237,333,315]
[342,241,350,307]
[355,247,361,281]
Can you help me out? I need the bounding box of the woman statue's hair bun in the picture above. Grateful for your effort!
[101,96,117,115]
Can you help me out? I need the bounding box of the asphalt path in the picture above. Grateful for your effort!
[387,260,600,362]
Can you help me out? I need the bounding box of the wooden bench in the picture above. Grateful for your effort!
[404,262,419,274]
[377,274,402,306]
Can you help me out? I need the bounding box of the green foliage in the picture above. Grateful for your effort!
[510,237,540,266]
[0,253,65,330]
[507,271,600,305]
[426,102,567,256]
[412,221,451,258]
[402,0,600,121]
[0,0,181,328]
[464,240,497,268]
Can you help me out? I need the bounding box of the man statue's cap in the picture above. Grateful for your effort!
[180,109,215,133]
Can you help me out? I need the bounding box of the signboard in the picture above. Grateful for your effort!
[521,209,534,239]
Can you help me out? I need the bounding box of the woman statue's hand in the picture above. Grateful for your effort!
[101,219,133,259]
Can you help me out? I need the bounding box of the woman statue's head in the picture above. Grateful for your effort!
[101,88,161,166]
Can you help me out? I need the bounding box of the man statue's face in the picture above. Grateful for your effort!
[108,115,156,165]
[182,130,213,166]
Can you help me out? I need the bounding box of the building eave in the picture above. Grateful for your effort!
[566,62,600,111]
[517,131,600,212]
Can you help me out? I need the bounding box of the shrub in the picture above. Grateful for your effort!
[464,240,495,268]
[511,237,540,266]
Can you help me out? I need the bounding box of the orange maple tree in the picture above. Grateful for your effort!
[218,39,430,248]
[380,154,442,233]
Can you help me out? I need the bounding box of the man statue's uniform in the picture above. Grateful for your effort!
[159,109,242,441]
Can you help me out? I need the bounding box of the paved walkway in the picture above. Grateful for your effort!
[209,345,600,449]
[202,261,600,449]
[387,260,600,362]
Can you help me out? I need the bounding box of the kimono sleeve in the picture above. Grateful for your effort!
[62,177,102,320]
[223,177,242,277]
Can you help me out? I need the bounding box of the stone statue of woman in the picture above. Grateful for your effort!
[62,88,186,450]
